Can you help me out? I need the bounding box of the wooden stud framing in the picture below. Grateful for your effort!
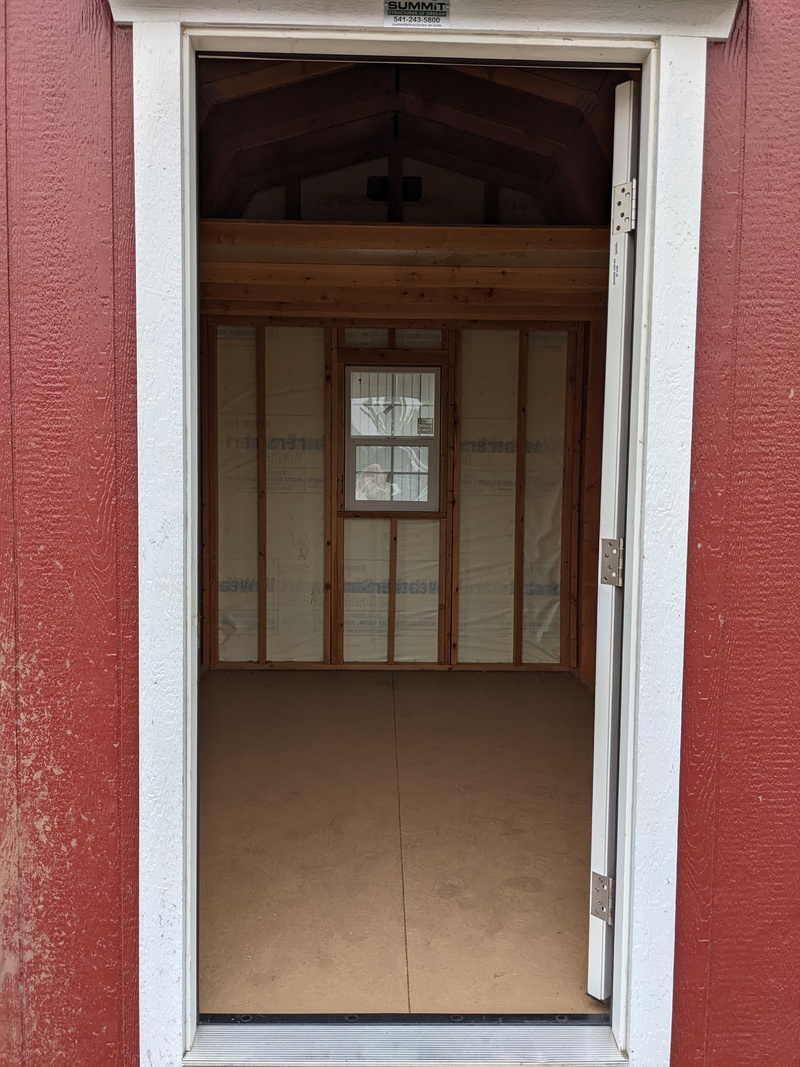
[334,331,452,665]
[387,518,398,663]
[202,262,608,292]
[449,329,463,666]
[207,323,220,667]
[323,328,335,664]
[256,326,268,663]
[437,515,448,665]
[208,660,565,672]
[200,223,610,325]
[200,220,609,255]
[204,307,608,325]
[438,349,455,666]
[513,330,528,665]
[333,359,345,663]
[203,315,597,677]
[200,318,213,668]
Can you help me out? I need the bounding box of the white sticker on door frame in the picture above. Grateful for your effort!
[384,1,450,28]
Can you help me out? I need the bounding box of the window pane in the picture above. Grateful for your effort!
[343,327,389,348]
[351,370,436,438]
[393,445,429,502]
[354,445,429,503]
[355,445,393,501]
[393,473,428,503]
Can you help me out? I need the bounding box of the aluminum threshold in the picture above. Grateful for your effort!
[184,1023,626,1066]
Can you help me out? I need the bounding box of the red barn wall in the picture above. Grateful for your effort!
[0,1,138,1064]
[1,1,799,1065]
[674,1,800,1064]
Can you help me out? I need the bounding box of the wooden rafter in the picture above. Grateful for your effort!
[198,58,624,223]
[198,60,358,122]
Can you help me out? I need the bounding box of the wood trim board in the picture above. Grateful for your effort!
[200,222,610,323]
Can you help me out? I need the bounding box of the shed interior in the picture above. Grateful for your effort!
[196,55,624,1017]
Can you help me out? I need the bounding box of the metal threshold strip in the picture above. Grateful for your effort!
[184,1020,624,1066]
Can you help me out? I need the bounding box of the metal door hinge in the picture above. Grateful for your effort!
[600,538,624,587]
[591,872,615,926]
[612,178,637,234]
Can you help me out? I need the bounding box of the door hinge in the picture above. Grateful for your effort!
[600,537,624,587]
[591,872,615,927]
[612,178,637,234]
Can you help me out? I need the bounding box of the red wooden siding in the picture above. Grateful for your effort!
[0,1,137,1065]
[675,0,800,1063]
[1,0,799,1065]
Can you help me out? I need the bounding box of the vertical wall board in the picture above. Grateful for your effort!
[1,1,134,1064]
[0,0,22,1060]
[672,14,747,1062]
[111,21,139,1067]
[677,2,800,1064]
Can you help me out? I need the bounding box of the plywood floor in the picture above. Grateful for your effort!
[198,671,602,1015]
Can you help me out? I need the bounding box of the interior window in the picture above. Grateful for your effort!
[345,367,440,511]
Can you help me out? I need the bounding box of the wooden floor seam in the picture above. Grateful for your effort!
[198,670,602,1015]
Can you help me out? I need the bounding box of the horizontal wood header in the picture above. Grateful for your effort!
[200,222,610,322]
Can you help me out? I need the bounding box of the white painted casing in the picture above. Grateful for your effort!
[118,5,731,1066]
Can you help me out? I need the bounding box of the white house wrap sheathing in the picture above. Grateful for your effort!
[394,519,440,662]
[343,518,391,662]
[216,326,259,662]
[523,331,568,664]
[457,330,519,662]
[215,326,568,665]
[264,328,326,662]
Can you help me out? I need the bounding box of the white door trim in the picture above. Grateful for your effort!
[115,6,731,1065]
[587,78,639,1002]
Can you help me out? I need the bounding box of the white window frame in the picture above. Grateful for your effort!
[106,2,739,1064]
[345,364,442,512]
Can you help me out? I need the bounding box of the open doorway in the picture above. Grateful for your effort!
[196,56,632,1019]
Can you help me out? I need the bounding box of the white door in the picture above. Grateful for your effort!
[587,80,639,1002]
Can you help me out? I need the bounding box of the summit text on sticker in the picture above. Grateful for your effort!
[384,1,450,28]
